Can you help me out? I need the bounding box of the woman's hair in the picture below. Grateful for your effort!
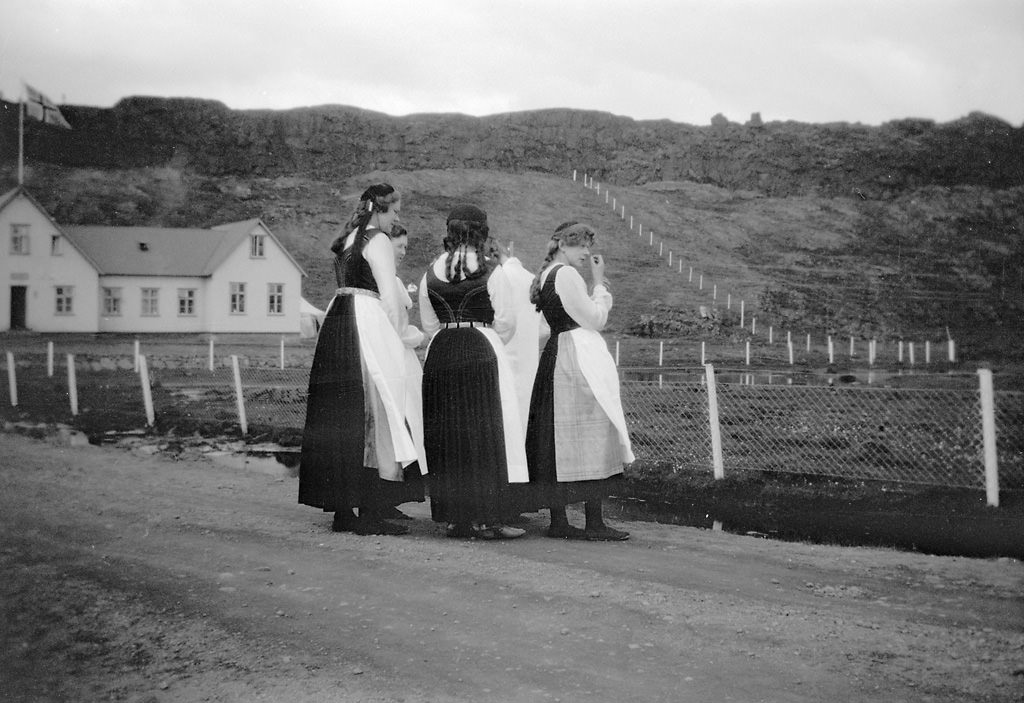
[330,183,400,256]
[528,221,596,308]
[442,204,491,282]
[389,223,408,239]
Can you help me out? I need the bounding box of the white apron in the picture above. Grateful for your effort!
[552,327,635,482]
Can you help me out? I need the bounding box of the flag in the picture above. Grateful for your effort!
[24,83,71,129]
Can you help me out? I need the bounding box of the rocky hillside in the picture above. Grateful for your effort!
[1,98,1022,364]
[2,97,1022,198]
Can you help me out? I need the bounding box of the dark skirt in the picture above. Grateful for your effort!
[525,333,624,507]
[423,329,528,524]
[298,295,424,514]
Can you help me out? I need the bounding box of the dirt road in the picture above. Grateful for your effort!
[1,428,1021,703]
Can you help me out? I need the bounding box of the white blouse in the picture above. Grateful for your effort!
[538,263,611,333]
[343,229,403,333]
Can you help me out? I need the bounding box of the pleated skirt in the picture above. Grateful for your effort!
[422,328,530,524]
[298,294,424,514]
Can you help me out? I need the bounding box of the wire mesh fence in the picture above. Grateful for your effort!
[2,349,1021,492]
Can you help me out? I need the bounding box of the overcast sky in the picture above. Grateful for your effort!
[3,0,1023,126]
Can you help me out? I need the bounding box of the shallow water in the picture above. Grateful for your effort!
[606,496,1024,559]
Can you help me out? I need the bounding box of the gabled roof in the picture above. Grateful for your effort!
[212,218,306,276]
[0,185,102,270]
[62,218,306,277]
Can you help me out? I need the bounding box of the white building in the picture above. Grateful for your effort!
[1,186,307,334]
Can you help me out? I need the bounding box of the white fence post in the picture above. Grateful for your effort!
[615,340,620,366]
[134,339,140,374]
[827,336,834,364]
[948,339,956,363]
[138,354,155,426]
[658,341,664,367]
[6,352,17,407]
[745,341,750,366]
[231,355,248,435]
[704,364,725,480]
[47,341,54,377]
[208,337,215,372]
[740,300,745,328]
[977,369,999,507]
[66,354,78,416]
[280,336,285,370]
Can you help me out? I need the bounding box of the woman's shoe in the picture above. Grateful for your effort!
[545,524,589,540]
[353,517,409,536]
[584,526,630,541]
[331,511,358,532]
[474,524,525,540]
[446,523,474,538]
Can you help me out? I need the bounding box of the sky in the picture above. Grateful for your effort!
[2,0,1023,126]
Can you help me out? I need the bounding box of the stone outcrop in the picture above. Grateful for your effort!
[1,98,1021,199]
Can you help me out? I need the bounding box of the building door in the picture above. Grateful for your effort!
[10,286,27,329]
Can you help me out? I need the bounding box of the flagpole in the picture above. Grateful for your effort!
[18,93,24,185]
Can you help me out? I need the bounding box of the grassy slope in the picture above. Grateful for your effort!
[13,164,1024,367]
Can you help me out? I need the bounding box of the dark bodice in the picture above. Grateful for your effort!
[538,265,580,335]
[426,260,496,324]
[333,228,381,292]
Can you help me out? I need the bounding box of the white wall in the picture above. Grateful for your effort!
[206,226,303,333]
[96,275,213,333]
[0,195,100,332]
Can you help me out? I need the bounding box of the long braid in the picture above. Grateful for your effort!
[442,218,490,283]
[528,240,560,308]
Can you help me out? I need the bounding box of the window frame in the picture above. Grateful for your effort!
[54,285,74,315]
[230,282,247,314]
[250,234,266,258]
[10,224,30,255]
[102,287,123,316]
[141,287,160,317]
[267,283,284,315]
[177,288,197,316]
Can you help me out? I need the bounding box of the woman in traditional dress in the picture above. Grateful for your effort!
[298,184,424,536]
[525,222,634,541]
[418,204,529,539]
[385,223,427,520]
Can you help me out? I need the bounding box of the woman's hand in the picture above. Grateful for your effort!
[590,254,606,285]
[486,239,510,264]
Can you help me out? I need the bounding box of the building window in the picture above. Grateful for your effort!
[250,234,265,258]
[230,282,246,313]
[10,224,30,255]
[141,288,159,316]
[267,283,284,314]
[51,235,63,255]
[103,287,122,316]
[178,288,196,316]
[55,286,73,314]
